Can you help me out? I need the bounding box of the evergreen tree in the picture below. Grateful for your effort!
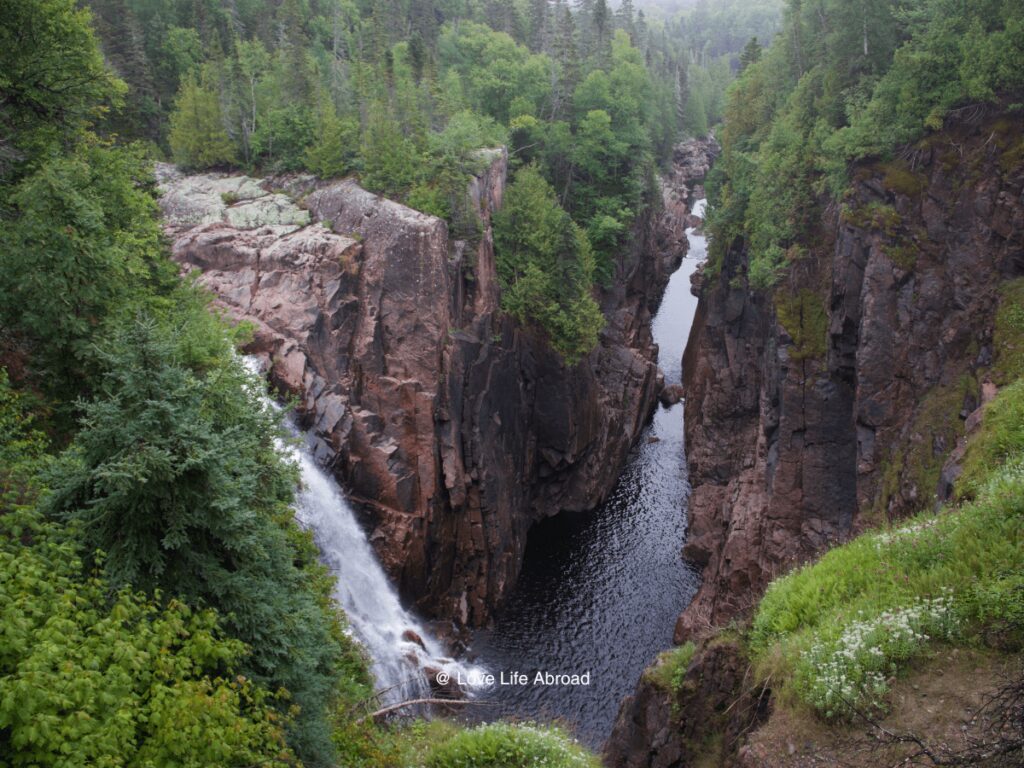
[739,36,762,72]
[616,0,635,42]
[574,0,595,62]
[592,0,610,63]
[0,144,166,397]
[552,4,581,118]
[529,0,550,52]
[0,0,123,182]
[49,317,359,765]
[494,165,603,365]
[90,0,161,140]
[168,73,237,168]
[675,61,690,133]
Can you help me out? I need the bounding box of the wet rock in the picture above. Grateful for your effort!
[658,384,685,407]
[401,629,427,651]
[424,667,463,699]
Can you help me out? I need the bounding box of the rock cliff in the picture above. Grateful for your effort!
[606,110,1024,767]
[157,143,708,627]
[677,110,1024,639]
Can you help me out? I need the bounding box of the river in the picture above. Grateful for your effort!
[467,201,708,746]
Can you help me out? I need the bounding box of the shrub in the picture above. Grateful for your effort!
[0,509,294,767]
[426,723,600,768]
[795,593,959,719]
[775,288,828,361]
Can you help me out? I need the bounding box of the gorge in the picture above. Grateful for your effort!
[467,197,709,745]
[604,107,1024,768]
[155,135,718,741]
[7,1,1022,765]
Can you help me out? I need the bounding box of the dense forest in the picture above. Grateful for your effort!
[79,0,779,359]
[705,0,1024,287]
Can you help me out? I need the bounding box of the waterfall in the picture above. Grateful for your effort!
[243,358,479,704]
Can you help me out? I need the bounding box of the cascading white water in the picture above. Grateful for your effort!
[242,358,478,704]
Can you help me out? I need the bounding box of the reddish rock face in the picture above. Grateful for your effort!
[604,641,770,768]
[676,112,1024,640]
[158,145,707,627]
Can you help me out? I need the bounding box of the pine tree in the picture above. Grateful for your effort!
[168,74,237,168]
[635,9,649,56]
[739,36,762,72]
[529,0,550,52]
[552,4,580,118]
[675,61,690,132]
[617,0,635,42]
[574,0,594,61]
[485,0,515,36]
[90,0,160,140]
[279,0,313,102]
[593,0,610,65]
[410,0,439,45]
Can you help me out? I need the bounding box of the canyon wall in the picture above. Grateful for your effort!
[606,110,1024,767]
[676,110,1024,639]
[158,142,713,627]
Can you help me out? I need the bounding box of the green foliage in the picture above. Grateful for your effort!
[0,142,169,399]
[961,379,1024,498]
[992,278,1024,385]
[0,0,124,182]
[494,166,604,364]
[707,0,1024,291]
[436,22,552,125]
[46,316,368,764]
[426,722,600,768]
[775,288,827,361]
[0,372,52,513]
[305,109,360,179]
[826,0,1024,163]
[645,642,696,692]
[359,101,421,197]
[169,74,237,169]
[0,510,293,767]
[881,161,928,197]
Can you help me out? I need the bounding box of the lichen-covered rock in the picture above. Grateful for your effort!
[156,163,309,233]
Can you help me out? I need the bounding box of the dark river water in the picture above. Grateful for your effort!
[467,205,708,747]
